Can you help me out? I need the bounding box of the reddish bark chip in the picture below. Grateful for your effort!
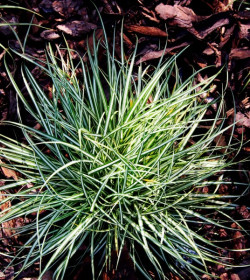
[125,25,167,37]
[235,112,250,128]
[230,274,240,280]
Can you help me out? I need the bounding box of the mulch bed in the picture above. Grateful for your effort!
[0,0,250,279]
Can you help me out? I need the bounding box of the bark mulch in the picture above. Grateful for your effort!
[0,0,250,279]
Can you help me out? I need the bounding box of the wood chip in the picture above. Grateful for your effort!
[0,191,16,239]
[40,29,60,40]
[0,160,19,181]
[236,111,250,127]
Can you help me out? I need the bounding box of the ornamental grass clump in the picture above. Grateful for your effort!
[0,34,248,279]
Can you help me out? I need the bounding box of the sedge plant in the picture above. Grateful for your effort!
[0,30,249,279]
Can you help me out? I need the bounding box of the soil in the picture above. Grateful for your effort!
[0,0,249,279]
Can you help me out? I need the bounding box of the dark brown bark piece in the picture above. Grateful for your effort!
[194,14,230,39]
[125,25,167,37]
[0,160,19,181]
[40,270,53,280]
[136,41,189,64]
[235,266,250,280]
[87,29,105,55]
[102,0,122,15]
[174,0,192,6]
[141,6,160,23]
[219,24,235,48]
[203,42,221,67]
[57,21,97,37]
[52,0,83,18]
[155,4,232,39]
[122,33,133,48]
[203,45,215,55]
[0,15,18,36]
[232,231,247,258]
[214,0,234,12]
[155,4,200,23]
[102,246,137,280]
[230,274,241,280]
[0,50,5,62]
[0,190,16,239]
[235,11,250,20]
[39,0,53,14]
[237,205,250,219]
[230,48,250,60]
[0,266,14,280]
[238,23,250,40]
[214,134,227,153]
